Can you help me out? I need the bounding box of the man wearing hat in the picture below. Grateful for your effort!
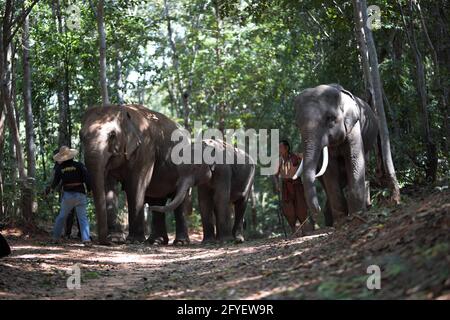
[47,148,81,240]
[46,146,92,246]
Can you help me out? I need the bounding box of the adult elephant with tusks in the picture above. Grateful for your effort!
[80,104,190,245]
[149,139,255,244]
[292,84,379,227]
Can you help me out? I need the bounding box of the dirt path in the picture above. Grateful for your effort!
[0,189,449,299]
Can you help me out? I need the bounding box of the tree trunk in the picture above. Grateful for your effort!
[22,15,35,179]
[1,44,29,220]
[165,71,177,116]
[213,2,225,134]
[353,0,401,203]
[64,53,72,146]
[114,44,124,105]
[432,1,450,156]
[37,100,47,181]
[97,0,109,106]
[0,168,3,218]
[0,107,5,152]
[55,0,70,147]
[353,0,386,184]
[353,3,372,96]
[164,0,190,129]
[385,31,402,141]
[22,14,36,225]
[399,1,438,182]
[416,0,449,159]
[0,0,38,225]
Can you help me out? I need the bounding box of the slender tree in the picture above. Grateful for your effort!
[415,0,448,159]
[97,0,110,106]
[1,9,27,220]
[213,1,225,134]
[164,0,191,129]
[22,13,37,224]
[353,0,400,203]
[54,0,70,147]
[399,1,437,182]
[114,44,124,105]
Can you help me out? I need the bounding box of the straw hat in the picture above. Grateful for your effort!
[53,146,78,163]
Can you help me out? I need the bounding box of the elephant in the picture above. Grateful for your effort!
[80,104,191,245]
[292,84,379,226]
[149,139,256,243]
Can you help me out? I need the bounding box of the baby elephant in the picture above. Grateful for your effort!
[150,139,255,243]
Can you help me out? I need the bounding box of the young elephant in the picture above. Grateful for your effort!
[150,139,255,243]
[293,84,379,226]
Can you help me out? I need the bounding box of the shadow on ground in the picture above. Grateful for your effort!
[0,189,448,299]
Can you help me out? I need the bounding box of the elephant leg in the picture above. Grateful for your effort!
[213,189,233,243]
[173,194,190,246]
[232,197,248,243]
[322,159,347,227]
[145,197,169,245]
[344,126,367,215]
[126,166,154,243]
[126,190,145,243]
[198,186,215,244]
[323,198,333,227]
[105,177,125,243]
[127,201,146,243]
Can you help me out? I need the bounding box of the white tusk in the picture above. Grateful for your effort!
[292,159,304,180]
[315,146,329,177]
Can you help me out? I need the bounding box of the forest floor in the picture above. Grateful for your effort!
[0,187,449,300]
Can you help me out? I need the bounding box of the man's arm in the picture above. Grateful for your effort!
[80,163,92,193]
[48,166,62,193]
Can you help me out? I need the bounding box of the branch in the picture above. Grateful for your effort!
[306,11,330,39]
[332,0,345,17]
[414,0,439,69]
[6,0,40,45]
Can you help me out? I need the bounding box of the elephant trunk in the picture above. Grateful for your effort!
[85,152,109,244]
[302,141,328,215]
[149,176,194,213]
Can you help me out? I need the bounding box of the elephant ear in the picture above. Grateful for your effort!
[124,111,142,160]
[339,89,360,135]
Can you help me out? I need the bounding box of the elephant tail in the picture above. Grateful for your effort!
[242,163,256,200]
[148,177,194,213]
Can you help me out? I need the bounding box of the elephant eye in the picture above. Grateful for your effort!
[326,114,337,123]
